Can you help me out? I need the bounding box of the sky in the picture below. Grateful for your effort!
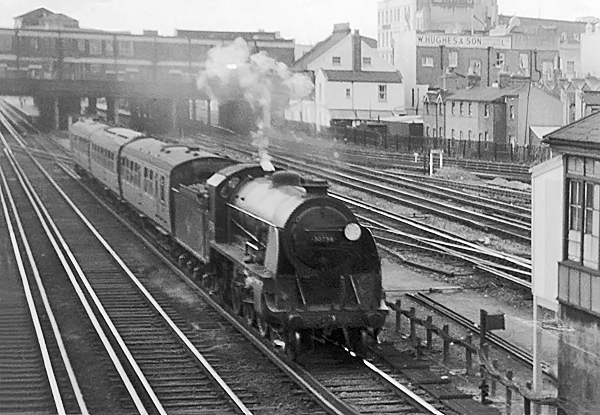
[1,0,599,45]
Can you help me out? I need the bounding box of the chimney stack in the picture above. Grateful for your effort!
[352,29,361,72]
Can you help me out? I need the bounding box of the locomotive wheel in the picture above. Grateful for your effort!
[257,314,270,338]
[201,273,212,290]
[285,331,302,361]
[244,303,256,326]
[230,282,243,316]
[350,329,369,356]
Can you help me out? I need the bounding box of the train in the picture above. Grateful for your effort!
[69,118,388,357]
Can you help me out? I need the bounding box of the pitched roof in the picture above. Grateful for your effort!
[584,91,600,106]
[446,85,526,102]
[292,31,376,71]
[544,111,600,149]
[15,7,53,19]
[292,29,350,70]
[322,70,402,83]
[498,15,587,43]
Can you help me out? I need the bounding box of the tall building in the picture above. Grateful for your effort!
[377,0,499,64]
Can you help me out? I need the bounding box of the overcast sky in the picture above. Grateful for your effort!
[1,0,599,44]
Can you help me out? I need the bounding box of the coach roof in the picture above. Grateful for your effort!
[121,138,224,172]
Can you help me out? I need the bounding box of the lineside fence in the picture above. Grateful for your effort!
[284,121,551,166]
[386,298,558,414]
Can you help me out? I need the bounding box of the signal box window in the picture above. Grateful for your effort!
[362,57,371,66]
[346,88,351,98]
[566,157,600,269]
[332,56,341,65]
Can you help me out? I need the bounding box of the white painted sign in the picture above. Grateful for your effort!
[417,34,512,49]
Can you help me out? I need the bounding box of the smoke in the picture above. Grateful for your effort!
[197,38,313,171]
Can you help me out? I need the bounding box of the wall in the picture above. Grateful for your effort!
[445,99,479,140]
[325,80,404,112]
[531,156,563,312]
[394,31,418,109]
[521,87,563,145]
[558,304,600,414]
[581,29,600,77]
[492,101,506,142]
[504,95,518,144]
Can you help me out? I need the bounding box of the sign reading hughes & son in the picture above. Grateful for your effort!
[416,34,512,49]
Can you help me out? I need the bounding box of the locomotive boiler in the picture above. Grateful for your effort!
[69,118,387,358]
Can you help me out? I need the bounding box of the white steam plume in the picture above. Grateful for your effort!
[197,38,313,171]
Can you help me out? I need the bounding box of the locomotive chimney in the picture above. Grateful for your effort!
[352,29,361,72]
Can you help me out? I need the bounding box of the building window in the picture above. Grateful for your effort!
[426,126,430,137]
[510,105,515,119]
[439,127,443,137]
[469,59,481,76]
[104,40,114,57]
[519,53,529,70]
[509,135,515,145]
[451,102,455,115]
[346,88,351,98]
[89,39,102,55]
[451,129,455,139]
[543,60,554,80]
[484,131,489,141]
[0,35,12,52]
[332,56,341,65]
[362,57,372,66]
[448,51,458,68]
[459,131,464,140]
[484,104,489,118]
[495,52,505,68]
[425,102,430,115]
[459,103,464,116]
[118,41,133,57]
[567,61,575,75]
[468,103,473,116]
[566,157,600,269]
[468,130,472,141]
[422,56,434,67]
[378,84,387,101]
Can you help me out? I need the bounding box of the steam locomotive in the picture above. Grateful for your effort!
[69,119,388,357]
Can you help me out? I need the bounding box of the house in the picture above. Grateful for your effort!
[442,75,562,145]
[14,8,79,30]
[287,23,404,131]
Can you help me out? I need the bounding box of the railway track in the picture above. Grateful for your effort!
[406,293,556,382]
[1,133,258,414]
[0,119,493,414]
[193,133,533,287]
[0,162,83,414]
[193,134,530,242]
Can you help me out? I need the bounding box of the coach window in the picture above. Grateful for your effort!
[143,167,149,192]
[149,170,154,195]
[159,176,166,203]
